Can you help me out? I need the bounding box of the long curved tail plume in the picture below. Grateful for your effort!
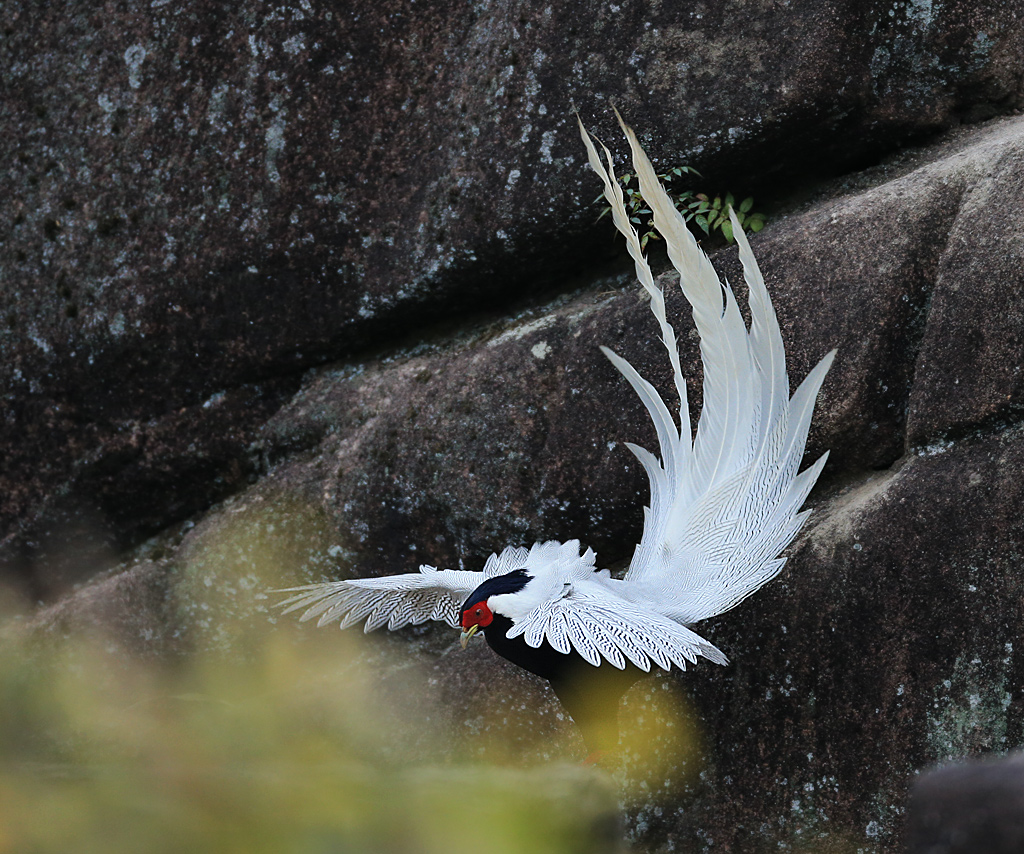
[579,114,834,624]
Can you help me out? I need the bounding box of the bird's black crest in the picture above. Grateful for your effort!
[460,568,532,614]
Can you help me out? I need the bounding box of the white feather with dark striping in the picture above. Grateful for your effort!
[274,544,531,631]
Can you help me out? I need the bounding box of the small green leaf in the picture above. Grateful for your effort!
[739,196,754,213]
[695,214,710,234]
[725,192,735,209]
[721,220,734,243]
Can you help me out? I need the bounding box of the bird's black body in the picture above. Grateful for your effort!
[460,570,646,753]
[482,612,645,754]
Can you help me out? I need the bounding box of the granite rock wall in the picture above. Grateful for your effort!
[4,1,1024,850]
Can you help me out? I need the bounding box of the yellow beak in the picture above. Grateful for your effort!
[460,625,479,649]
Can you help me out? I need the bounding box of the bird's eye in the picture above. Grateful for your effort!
[474,608,482,616]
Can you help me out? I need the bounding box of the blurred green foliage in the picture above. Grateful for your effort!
[0,491,734,852]
[0,491,623,854]
[0,622,619,854]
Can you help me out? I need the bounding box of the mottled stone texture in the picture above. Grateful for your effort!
[4,0,1024,850]
[4,0,1024,581]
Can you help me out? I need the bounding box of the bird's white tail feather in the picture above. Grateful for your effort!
[579,114,834,624]
[579,118,692,500]
[618,117,758,499]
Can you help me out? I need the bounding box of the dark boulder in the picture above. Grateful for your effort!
[5,0,1024,579]
[905,753,1024,854]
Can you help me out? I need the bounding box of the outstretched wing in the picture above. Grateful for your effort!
[506,581,728,671]
[580,115,834,625]
[274,545,531,632]
[275,567,481,631]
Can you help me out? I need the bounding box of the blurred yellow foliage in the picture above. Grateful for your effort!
[0,482,626,853]
[0,620,619,854]
[0,493,721,852]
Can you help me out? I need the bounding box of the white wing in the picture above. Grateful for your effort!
[275,545,531,631]
[505,580,728,671]
[580,114,834,625]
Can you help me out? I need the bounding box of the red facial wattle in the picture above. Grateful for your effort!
[461,600,493,630]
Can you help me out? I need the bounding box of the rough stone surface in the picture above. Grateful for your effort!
[3,378,297,598]
[10,113,1024,850]
[676,428,1024,850]
[4,2,1024,851]
[905,753,1024,853]
[11,560,185,657]
[5,0,1024,577]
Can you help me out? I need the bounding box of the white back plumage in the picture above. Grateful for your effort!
[579,113,834,624]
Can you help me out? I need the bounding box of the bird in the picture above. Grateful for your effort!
[276,113,835,757]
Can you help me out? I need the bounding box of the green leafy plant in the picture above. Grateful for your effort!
[687,191,766,244]
[596,168,766,247]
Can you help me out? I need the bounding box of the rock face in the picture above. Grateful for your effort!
[3,1,1024,851]
[905,753,1024,854]
[5,0,1024,580]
